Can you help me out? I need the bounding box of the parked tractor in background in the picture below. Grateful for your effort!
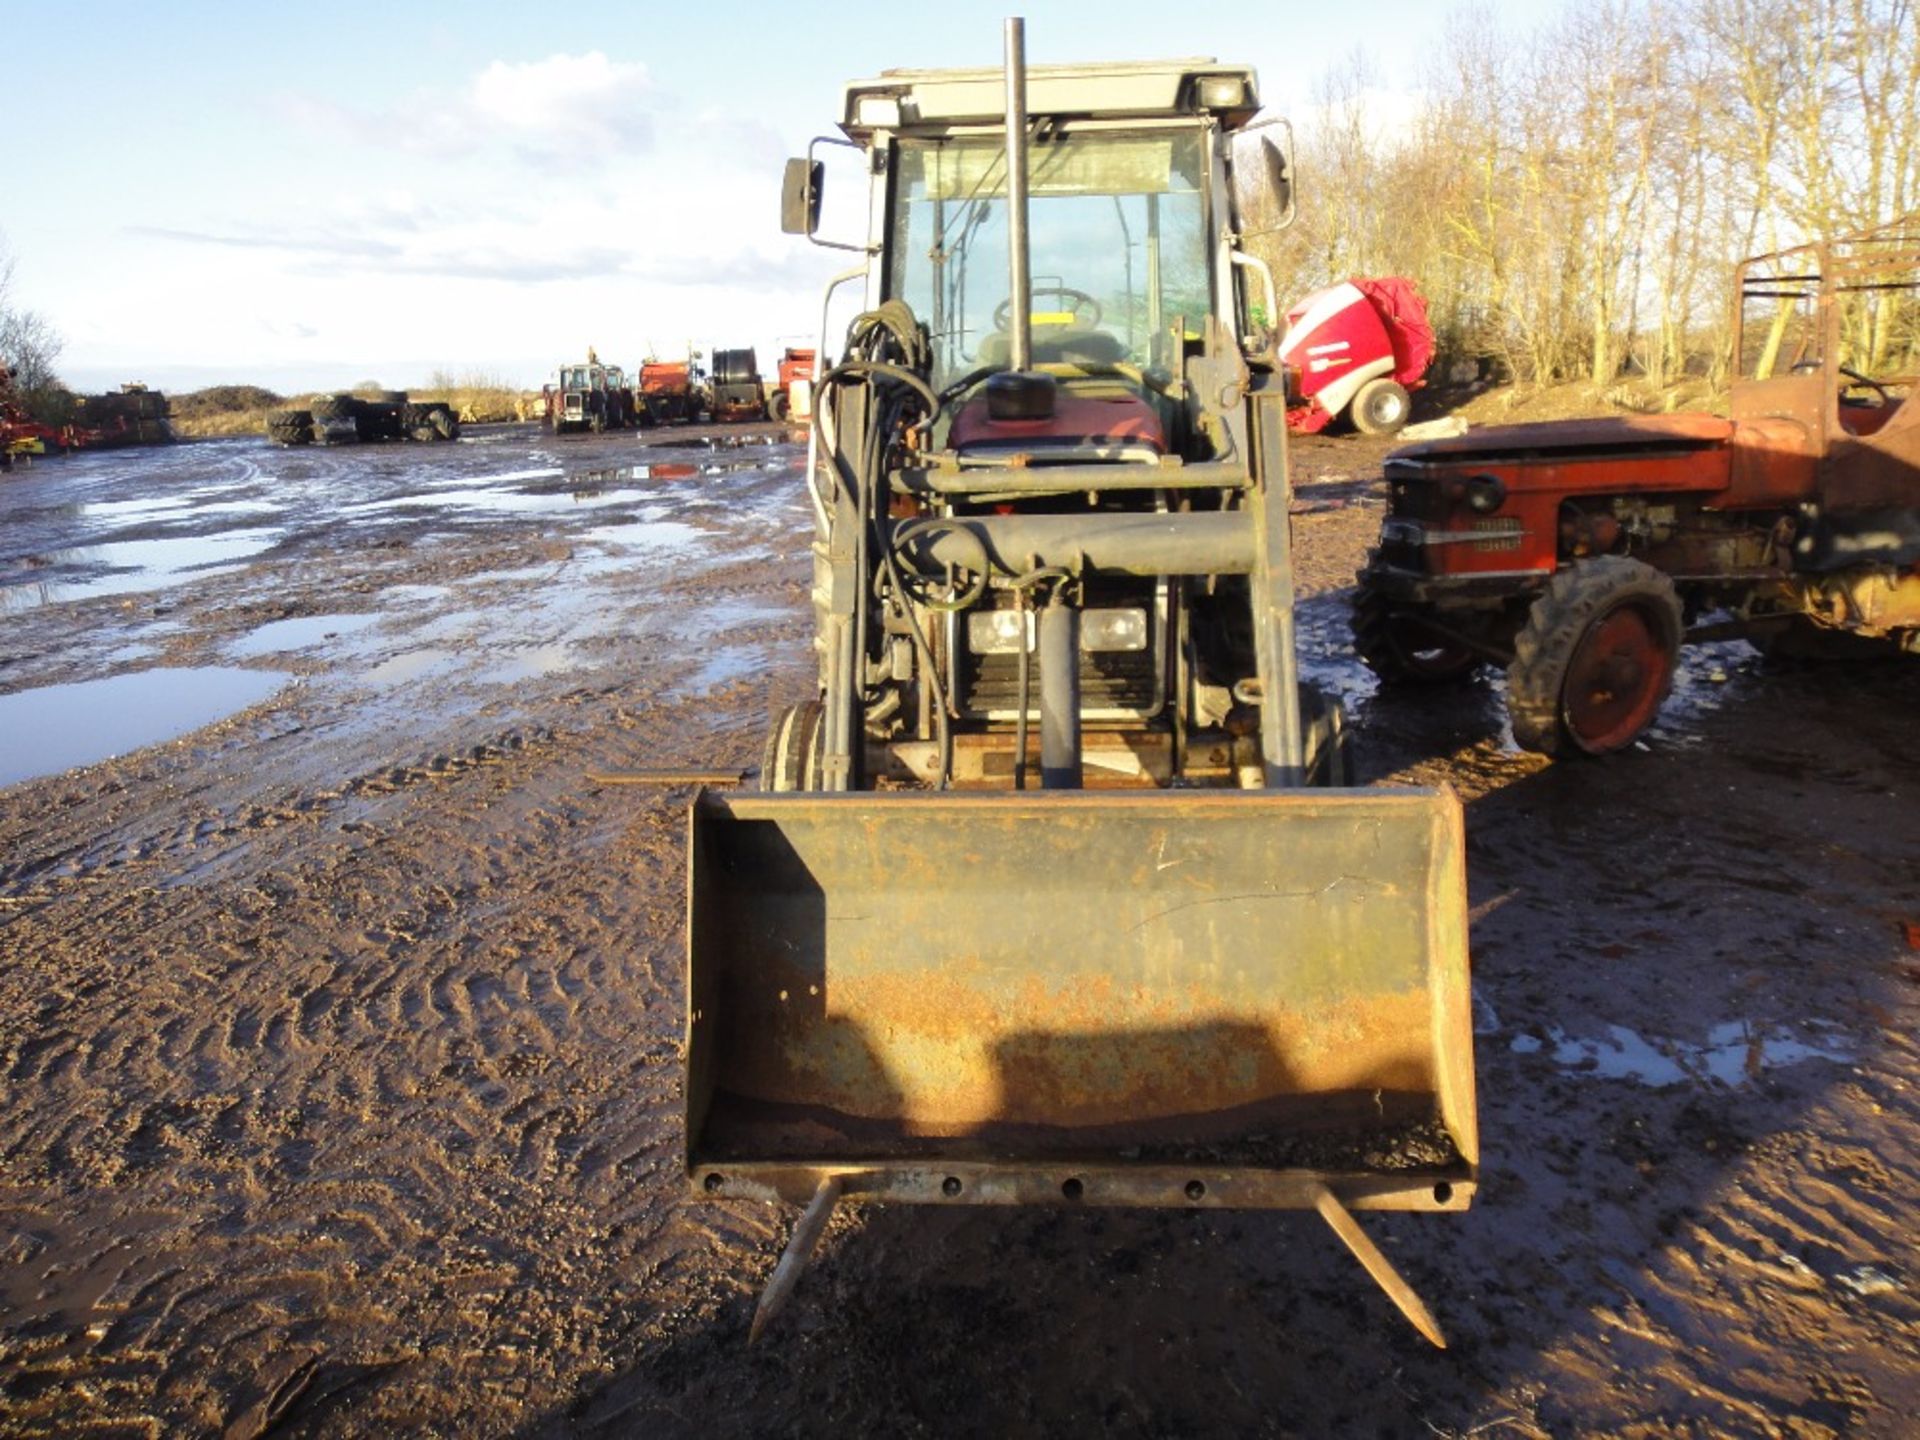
[707,347,767,422]
[1279,277,1433,436]
[682,23,1475,1350]
[768,345,818,423]
[637,357,702,425]
[545,353,636,433]
[1354,222,1919,756]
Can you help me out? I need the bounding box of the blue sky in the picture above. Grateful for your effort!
[4,0,1492,394]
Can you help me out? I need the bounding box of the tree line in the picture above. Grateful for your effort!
[1265,0,1920,389]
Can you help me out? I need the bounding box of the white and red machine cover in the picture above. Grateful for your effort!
[1277,276,1434,433]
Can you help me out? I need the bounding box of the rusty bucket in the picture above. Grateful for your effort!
[686,787,1475,1215]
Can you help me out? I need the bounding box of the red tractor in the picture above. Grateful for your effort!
[1280,276,1433,436]
[1353,222,1919,756]
[544,353,636,433]
[768,346,817,423]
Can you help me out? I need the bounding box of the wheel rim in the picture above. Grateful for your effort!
[1561,604,1672,752]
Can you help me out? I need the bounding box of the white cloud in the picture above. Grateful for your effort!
[279,51,656,169]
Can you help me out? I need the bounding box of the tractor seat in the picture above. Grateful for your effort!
[976,328,1129,369]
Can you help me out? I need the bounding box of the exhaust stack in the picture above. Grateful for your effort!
[1004,17,1033,373]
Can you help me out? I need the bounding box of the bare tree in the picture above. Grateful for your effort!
[0,234,65,398]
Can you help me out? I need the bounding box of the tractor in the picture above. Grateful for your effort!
[681,21,1476,1348]
[544,353,635,433]
[1353,223,1920,756]
[767,345,818,423]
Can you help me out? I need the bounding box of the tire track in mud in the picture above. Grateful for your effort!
[3,435,1919,1435]
[0,692,752,1435]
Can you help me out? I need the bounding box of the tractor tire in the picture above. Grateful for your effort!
[267,408,313,446]
[768,390,790,423]
[310,393,360,423]
[1299,682,1355,786]
[760,700,825,792]
[401,403,430,428]
[1350,378,1412,436]
[429,405,459,441]
[1507,555,1683,756]
[1351,561,1482,684]
[375,390,409,406]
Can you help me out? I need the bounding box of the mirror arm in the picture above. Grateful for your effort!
[1230,248,1280,356]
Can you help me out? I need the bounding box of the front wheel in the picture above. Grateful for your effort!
[1350,378,1411,436]
[1351,567,1483,684]
[1507,556,1682,756]
[768,390,790,423]
[759,701,825,791]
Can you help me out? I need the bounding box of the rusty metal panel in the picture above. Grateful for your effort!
[685,788,1474,1203]
[1391,412,1732,462]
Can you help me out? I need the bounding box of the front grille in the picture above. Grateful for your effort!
[966,646,1160,717]
[955,577,1164,720]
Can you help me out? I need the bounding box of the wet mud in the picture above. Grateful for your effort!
[1,426,1917,1436]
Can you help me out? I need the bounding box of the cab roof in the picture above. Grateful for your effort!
[839,60,1261,139]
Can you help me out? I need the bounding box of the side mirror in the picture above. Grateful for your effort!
[781,158,823,236]
[1228,118,1296,238]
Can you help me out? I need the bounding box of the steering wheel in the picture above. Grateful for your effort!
[1789,357,1892,405]
[993,285,1103,332]
[1837,364,1892,406]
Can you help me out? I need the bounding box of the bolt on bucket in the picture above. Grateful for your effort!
[686,787,1476,1213]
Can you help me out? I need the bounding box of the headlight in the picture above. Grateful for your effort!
[968,609,1033,655]
[1466,473,1507,513]
[1198,76,1248,109]
[1080,607,1149,653]
[855,95,902,128]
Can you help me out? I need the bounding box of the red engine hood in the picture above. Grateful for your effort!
[1391,412,1733,463]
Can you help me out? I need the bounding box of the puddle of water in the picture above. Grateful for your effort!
[1517,1019,1854,1087]
[477,644,593,684]
[1,528,283,612]
[79,495,196,520]
[230,613,384,656]
[584,518,703,550]
[348,484,651,517]
[668,643,767,699]
[0,667,288,789]
[364,649,462,687]
[380,584,453,605]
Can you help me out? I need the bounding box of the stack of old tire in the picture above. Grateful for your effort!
[309,392,362,445]
[265,406,313,445]
[359,389,410,442]
[82,388,174,445]
[266,391,458,446]
[402,399,460,443]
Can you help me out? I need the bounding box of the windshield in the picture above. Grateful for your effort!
[889,128,1212,389]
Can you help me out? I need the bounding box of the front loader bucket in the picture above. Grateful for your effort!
[687,788,1476,1214]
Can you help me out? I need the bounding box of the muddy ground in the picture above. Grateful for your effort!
[0,424,1916,1438]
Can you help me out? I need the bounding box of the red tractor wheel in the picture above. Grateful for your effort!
[1507,556,1682,756]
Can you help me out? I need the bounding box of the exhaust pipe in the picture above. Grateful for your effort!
[1004,17,1033,373]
